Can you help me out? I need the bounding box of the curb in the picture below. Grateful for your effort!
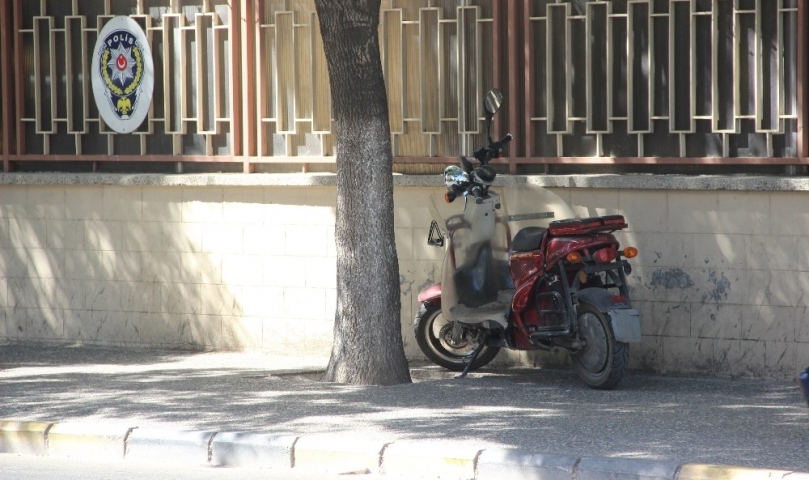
[125,428,217,465]
[211,432,297,469]
[381,441,481,478]
[0,420,52,456]
[678,464,809,480]
[0,420,806,480]
[46,422,132,460]
[294,435,385,474]
[475,450,578,480]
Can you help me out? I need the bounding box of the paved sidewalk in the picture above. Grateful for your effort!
[1,344,808,478]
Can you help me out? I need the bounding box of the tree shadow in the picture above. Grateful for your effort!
[1,346,808,471]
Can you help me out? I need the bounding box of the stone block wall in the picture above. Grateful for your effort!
[0,182,339,355]
[0,174,807,379]
[547,182,809,379]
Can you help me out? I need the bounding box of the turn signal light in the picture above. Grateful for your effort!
[566,252,582,263]
[623,247,638,258]
[445,191,456,203]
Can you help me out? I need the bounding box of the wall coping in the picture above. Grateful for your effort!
[1,172,809,191]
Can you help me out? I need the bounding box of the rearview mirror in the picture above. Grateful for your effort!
[483,89,503,116]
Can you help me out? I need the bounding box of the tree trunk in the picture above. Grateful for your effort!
[315,0,411,385]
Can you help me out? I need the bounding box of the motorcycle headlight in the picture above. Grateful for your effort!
[444,166,469,190]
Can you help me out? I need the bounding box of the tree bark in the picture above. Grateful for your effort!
[315,0,411,385]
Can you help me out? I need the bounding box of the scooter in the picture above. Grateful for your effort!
[414,89,642,389]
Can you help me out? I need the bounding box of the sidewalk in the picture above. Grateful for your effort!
[1,344,808,479]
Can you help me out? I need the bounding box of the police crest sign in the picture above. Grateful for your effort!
[91,16,154,134]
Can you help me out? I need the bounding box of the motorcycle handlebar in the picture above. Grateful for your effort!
[446,133,513,204]
[470,185,484,204]
[476,133,513,164]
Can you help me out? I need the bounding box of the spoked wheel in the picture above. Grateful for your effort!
[414,303,499,372]
[571,304,628,390]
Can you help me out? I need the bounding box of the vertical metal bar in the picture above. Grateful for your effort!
[628,1,651,134]
[777,0,784,133]
[690,0,696,135]
[669,2,676,134]
[1,0,12,170]
[799,0,808,157]
[312,10,332,133]
[492,0,502,142]
[712,0,719,132]
[523,0,534,163]
[195,14,206,135]
[230,0,242,157]
[13,0,23,157]
[457,7,466,136]
[755,0,763,131]
[457,6,479,135]
[275,11,295,134]
[507,0,520,173]
[547,3,570,135]
[419,8,440,134]
[241,0,257,171]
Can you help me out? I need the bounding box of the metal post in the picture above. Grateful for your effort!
[507,0,521,174]
[0,0,12,172]
[798,0,808,160]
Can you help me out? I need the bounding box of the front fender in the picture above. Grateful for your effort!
[576,288,641,343]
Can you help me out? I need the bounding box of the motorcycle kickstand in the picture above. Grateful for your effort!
[455,332,487,379]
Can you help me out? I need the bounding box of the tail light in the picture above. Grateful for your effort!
[623,247,638,258]
[593,247,617,263]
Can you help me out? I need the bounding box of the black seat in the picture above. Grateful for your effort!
[511,226,545,252]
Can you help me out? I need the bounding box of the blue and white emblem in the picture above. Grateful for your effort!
[91,17,154,134]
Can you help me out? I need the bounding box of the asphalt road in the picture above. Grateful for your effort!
[1,345,808,472]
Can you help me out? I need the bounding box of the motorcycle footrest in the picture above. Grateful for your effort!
[529,326,570,340]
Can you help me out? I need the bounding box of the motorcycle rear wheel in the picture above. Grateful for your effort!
[414,303,500,372]
[571,304,628,390]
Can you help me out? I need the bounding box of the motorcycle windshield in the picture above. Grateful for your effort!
[430,183,574,326]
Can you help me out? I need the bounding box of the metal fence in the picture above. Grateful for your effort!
[0,0,806,173]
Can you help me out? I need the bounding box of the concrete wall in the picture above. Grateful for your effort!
[556,183,809,379]
[0,173,808,379]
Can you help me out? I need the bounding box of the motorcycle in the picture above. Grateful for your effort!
[414,89,642,389]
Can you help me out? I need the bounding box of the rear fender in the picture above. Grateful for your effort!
[417,283,442,305]
[576,288,641,343]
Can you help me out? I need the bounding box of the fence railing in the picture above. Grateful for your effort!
[0,0,807,174]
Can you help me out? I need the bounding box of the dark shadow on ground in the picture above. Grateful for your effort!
[1,345,808,471]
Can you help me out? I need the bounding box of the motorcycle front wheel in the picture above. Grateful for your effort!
[414,303,500,372]
[571,304,629,390]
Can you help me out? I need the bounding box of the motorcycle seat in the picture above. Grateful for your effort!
[512,226,546,252]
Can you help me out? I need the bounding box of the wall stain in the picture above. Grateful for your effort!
[650,268,695,289]
[415,264,438,294]
[701,270,731,303]
[400,274,413,295]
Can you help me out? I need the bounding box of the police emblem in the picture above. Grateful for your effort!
[91,17,154,134]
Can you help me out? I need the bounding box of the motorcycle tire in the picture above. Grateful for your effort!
[413,303,500,372]
[571,304,629,390]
